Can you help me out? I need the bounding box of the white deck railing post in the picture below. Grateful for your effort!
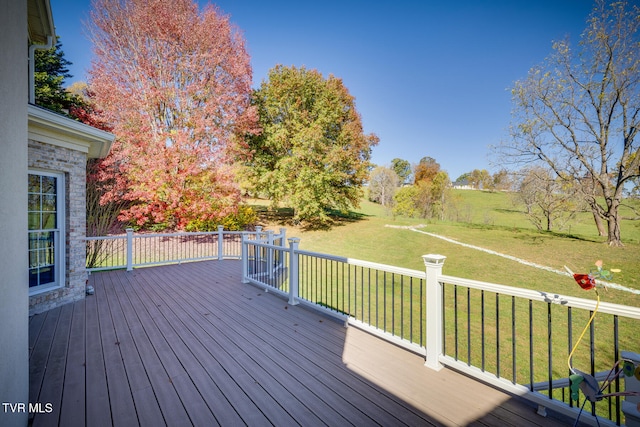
[280,228,287,247]
[217,225,224,260]
[267,230,274,279]
[423,254,446,371]
[288,238,300,305]
[126,228,134,271]
[241,232,249,283]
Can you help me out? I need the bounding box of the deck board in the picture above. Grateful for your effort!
[84,277,113,427]
[58,300,86,427]
[29,260,573,426]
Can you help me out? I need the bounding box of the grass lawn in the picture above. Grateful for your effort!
[249,190,640,307]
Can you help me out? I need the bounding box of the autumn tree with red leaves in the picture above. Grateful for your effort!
[87,0,258,230]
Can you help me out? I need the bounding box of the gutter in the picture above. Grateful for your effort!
[28,35,55,104]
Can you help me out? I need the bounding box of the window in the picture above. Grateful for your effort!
[28,171,64,293]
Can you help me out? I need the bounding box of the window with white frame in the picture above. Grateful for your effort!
[28,171,64,293]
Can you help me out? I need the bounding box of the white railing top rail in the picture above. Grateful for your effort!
[294,248,425,280]
[243,239,425,279]
[441,273,640,319]
[86,228,281,241]
[86,235,126,241]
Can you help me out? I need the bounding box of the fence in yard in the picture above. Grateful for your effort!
[241,236,640,427]
[85,226,286,272]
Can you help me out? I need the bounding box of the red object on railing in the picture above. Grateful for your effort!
[573,273,597,290]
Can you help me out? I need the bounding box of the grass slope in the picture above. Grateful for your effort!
[250,190,640,307]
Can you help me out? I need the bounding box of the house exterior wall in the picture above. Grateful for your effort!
[28,139,89,314]
[0,0,30,425]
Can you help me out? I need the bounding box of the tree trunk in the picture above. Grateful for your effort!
[589,206,606,237]
[606,201,623,247]
[546,211,552,231]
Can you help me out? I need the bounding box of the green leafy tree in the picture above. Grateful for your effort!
[33,38,80,114]
[393,170,451,219]
[392,186,420,218]
[244,65,379,225]
[390,158,412,185]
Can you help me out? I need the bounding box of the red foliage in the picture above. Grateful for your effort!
[86,0,258,229]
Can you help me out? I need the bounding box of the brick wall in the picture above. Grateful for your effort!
[28,139,88,314]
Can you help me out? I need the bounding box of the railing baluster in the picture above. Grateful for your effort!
[589,310,596,416]
[401,275,405,340]
[454,285,459,361]
[568,307,573,407]
[392,273,396,337]
[529,299,533,391]
[467,287,471,366]
[410,277,414,345]
[481,290,485,372]
[496,293,500,378]
[613,315,620,425]
[375,270,379,329]
[512,295,516,383]
[548,302,553,400]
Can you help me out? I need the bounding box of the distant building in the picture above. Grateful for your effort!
[453,178,474,190]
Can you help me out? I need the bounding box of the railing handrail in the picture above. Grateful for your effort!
[85,226,286,271]
[295,248,425,279]
[441,273,640,319]
[85,235,126,241]
[86,229,260,241]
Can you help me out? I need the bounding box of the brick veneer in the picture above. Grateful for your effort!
[28,139,88,314]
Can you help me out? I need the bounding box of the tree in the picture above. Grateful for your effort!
[414,170,451,219]
[87,0,257,229]
[244,65,378,225]
[468,169,492,190]
[368,166,399,207]
[392,186,420,218]
[498,0,640,246]
[390,158,412,185]
[414,156,440,184]
[514,166,584,232]
[491,169,514,191]
[34,38,81,114]
[393,170,451,219]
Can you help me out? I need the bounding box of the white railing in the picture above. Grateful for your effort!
[241,237,640,427]
[86,226,286,272]
[85,227,640,426]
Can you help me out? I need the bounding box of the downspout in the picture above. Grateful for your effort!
[28,35,54,104]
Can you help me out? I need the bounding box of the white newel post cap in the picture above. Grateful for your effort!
[422,254,446,266]
[288,237,300,246]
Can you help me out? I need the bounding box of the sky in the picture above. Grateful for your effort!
[50,0,598,181]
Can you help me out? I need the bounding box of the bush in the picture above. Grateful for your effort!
[185,205,258,232]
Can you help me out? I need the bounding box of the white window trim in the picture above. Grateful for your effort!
[28,169,65,296]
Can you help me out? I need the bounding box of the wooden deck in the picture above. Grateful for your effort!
[29,260,574,426]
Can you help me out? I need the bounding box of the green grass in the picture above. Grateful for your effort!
[251,191,640,307]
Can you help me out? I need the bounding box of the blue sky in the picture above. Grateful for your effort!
[50,0,596,180]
